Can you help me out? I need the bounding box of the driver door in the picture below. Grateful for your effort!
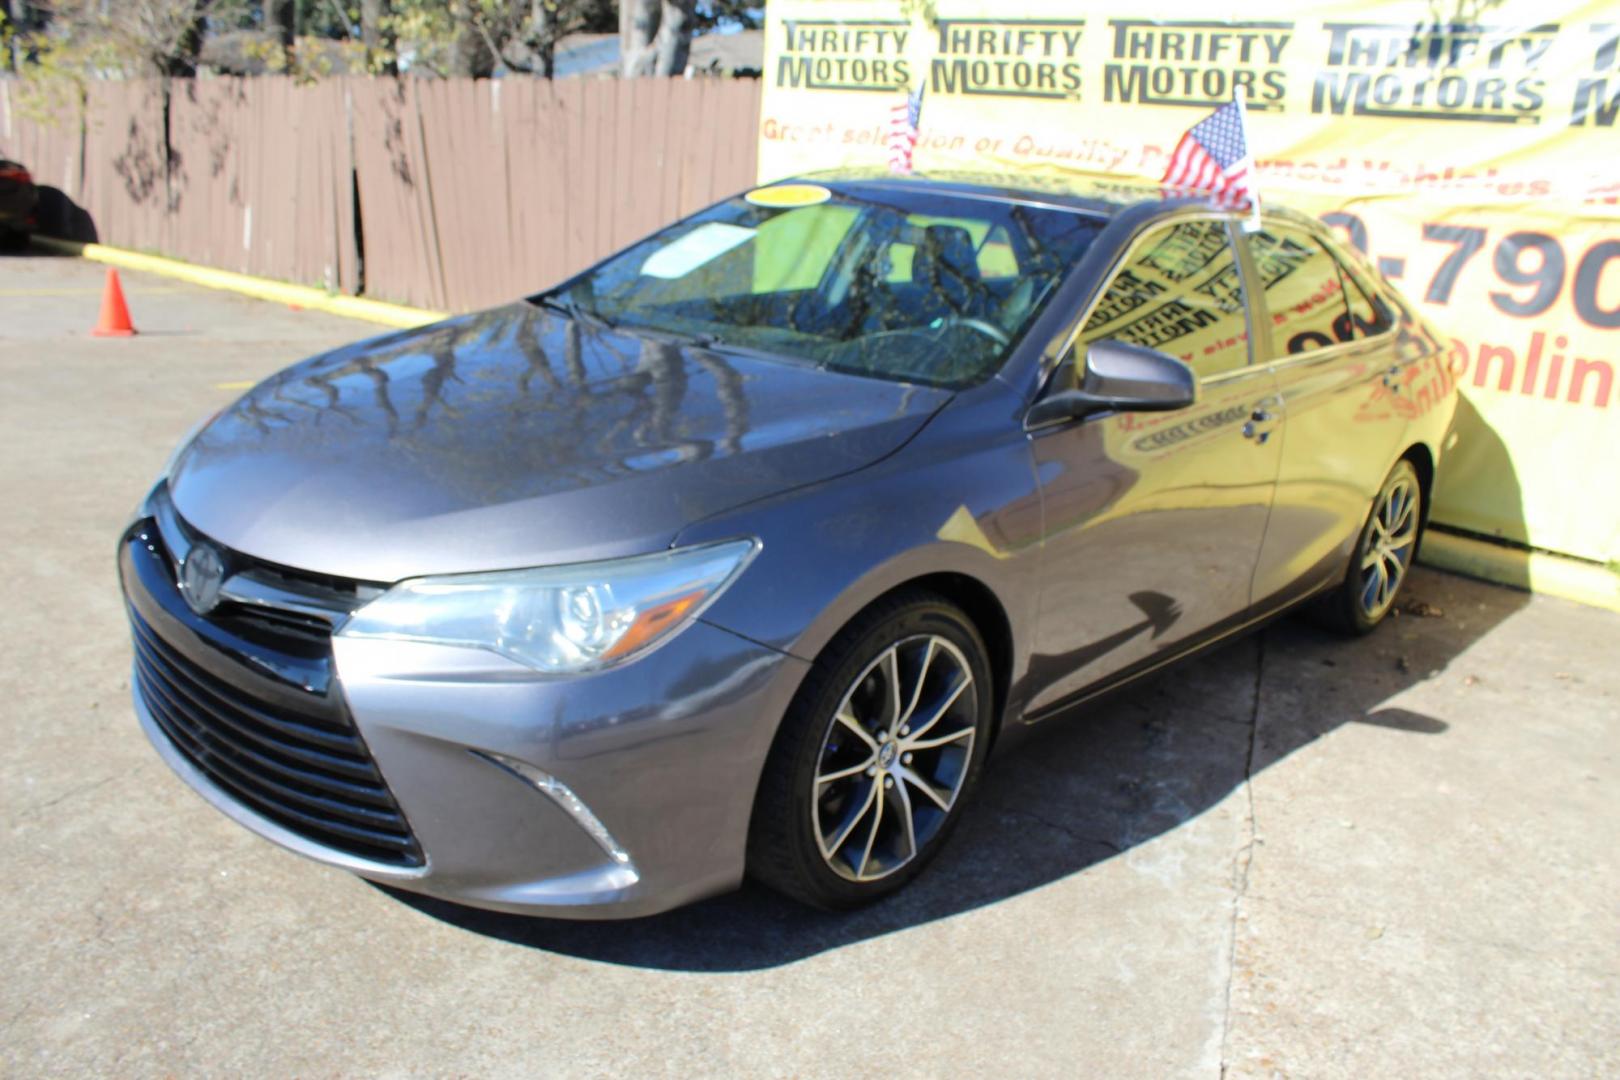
[1023,217,1282,716]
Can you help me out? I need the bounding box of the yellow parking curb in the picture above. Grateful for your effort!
[1421,530,1620,614]
[31,236,447,329]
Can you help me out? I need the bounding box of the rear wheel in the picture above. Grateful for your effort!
[1315,458,1422,635]
[747,590,994,909]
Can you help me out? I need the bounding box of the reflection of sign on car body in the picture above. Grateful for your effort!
[1082,220,1251,376]
[1130,403,1251,454]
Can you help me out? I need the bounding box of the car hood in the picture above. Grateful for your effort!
[168,303,950,581]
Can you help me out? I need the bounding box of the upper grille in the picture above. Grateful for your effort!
[124,494,423,869]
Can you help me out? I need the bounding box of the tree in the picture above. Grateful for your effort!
[9,0,631,80]
[1,0,14,72]
[620,0,695,77]
[381,0,613,78]
[359,0,396,72]
[266,0,293,49]
[19,0,244,77]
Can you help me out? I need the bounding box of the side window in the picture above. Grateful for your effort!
[1079,219,1250,379]
[1244,226,1353,357]
[1327,245,1397,339]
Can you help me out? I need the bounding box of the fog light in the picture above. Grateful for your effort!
[474,751,633,868]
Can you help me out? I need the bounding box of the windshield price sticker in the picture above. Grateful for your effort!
[744,183,834,208]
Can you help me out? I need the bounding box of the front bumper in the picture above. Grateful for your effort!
[121,526,810,919]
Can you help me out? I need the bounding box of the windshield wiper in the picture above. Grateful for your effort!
[536,293,615,330]
[685,332,826,369]
[614,323,725,350]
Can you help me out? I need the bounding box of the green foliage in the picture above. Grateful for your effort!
[21,0,255,77]
[898,0,938,29]
[4,1,718,81]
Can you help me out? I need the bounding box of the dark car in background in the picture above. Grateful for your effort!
[0,158,39,249]
[120,173,1458,918]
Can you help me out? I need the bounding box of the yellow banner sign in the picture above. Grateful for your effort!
[760,0,1620,568]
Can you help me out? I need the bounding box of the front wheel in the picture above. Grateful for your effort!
[1315,458,1423,635]
[747,590,994,909]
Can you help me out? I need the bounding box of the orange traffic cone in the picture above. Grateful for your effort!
[92,267,137,337]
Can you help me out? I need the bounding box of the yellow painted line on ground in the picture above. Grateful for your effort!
[1421,530,1620,613]
[30,236,447,329]
[214,381,258,390]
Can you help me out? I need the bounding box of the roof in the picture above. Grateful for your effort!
[789,169,1214,217]
[790,169,1321,227]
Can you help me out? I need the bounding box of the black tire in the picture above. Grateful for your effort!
[1313,458,1423,636]
[0,229,28,254]
[747,589,995,910]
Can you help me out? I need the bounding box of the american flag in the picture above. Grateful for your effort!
[1161,98,1254,211]
[886,84,924,174]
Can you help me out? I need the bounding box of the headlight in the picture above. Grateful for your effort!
[337,540,758,675]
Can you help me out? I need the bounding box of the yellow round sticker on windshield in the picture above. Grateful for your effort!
[744,183,832,209]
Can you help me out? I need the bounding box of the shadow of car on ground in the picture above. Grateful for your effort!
[382,564,1529,972]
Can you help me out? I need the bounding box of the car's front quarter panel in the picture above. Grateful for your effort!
[330,621,811,918]
[678,383,1045,715]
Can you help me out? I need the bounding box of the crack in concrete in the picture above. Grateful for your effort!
[987,801,1124,854]
[12,774,122,823]
[1218,632,1265,1079]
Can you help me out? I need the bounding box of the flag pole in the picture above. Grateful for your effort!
[1235,88,1262,233]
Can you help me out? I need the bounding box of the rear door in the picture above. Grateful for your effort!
[1024,216,1283,716]
[1240,222,1410,609]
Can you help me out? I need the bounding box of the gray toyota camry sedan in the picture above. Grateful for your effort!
[121,173,1458,917]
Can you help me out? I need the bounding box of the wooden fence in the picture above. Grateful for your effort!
[0,76,763,312]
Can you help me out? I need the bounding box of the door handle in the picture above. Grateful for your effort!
[1382,364,1403,391]
[1242,407,1276,442]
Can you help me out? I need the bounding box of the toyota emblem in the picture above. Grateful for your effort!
[179,543,226,616]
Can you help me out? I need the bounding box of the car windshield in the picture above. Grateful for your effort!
[541,184,1104,388]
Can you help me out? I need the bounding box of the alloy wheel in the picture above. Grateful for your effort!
[811,634,977,883]
[1358,472,1420,620]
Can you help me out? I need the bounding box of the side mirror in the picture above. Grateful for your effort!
[1027,340,1198,427]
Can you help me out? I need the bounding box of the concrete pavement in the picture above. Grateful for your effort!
[2,253,1616,1077]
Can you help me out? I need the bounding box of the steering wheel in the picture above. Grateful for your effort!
[938,315,1010,346]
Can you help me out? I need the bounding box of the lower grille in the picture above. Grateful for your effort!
[130,607,423,868]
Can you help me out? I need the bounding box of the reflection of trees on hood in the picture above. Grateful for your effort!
[505,308,600,491]
[355,356,401,437]
[515,308,564,399]
[692,352,749,456]
[303,365,362,428]
[200,304,757,498]
[413,327,464,430]
[636,338,688,450]
[563,317,588,388]
[627,337,751,463]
